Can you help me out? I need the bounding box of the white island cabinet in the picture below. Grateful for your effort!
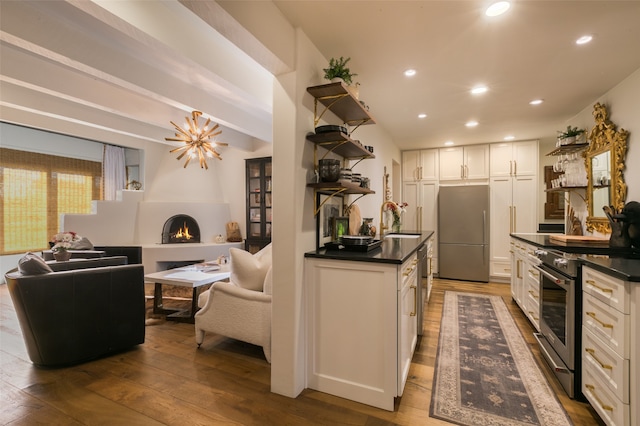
[305,251,420,411]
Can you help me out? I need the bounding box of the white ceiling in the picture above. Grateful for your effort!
[268,0,640,148]
[1,1,640,151]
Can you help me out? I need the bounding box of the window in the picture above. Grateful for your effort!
[0,148,101,254]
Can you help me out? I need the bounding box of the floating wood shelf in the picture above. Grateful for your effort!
[307,82,376,129]
[307,181,375,195]
[546,143,589,156]
[306,131,375,160]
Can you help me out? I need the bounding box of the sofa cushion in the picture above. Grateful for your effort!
[69,236,94,250]
[230,244,272,291]
[18,252,53,275]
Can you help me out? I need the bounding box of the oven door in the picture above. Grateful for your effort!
[536,263,576,370]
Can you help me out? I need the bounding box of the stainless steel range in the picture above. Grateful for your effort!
[533,248,582,399]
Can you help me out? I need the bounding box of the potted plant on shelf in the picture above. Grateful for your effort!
[323,56,358,85]
[50,231,81,261]
[557,126,586,146]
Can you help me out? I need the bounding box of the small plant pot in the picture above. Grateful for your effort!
[53,251,72,261]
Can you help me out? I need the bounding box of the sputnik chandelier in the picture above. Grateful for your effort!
[165,110,227,169]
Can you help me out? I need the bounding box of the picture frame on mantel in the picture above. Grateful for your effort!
[316,193,344,249]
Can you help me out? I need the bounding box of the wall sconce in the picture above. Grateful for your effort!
[165,110,227,169]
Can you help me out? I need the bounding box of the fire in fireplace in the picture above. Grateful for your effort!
[162,214,201,244]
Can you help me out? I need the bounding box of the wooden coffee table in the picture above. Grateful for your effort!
[145,264,230,323]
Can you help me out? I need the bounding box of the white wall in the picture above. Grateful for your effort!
[564,68,640,234]
[269,26,401,398]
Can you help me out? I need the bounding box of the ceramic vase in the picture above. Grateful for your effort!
[53,250,72,261]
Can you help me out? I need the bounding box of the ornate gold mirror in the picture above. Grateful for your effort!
[584,103,628,233]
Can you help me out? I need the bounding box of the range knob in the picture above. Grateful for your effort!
[553,258,568,268]
[534,249,547,257]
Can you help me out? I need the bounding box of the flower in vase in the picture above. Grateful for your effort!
[50,231,81,252]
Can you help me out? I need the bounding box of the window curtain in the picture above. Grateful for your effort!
[102,144,126,201]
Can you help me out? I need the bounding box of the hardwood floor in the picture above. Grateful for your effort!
[1,279,604,425]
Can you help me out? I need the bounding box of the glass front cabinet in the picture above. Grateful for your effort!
[245,157,272,253]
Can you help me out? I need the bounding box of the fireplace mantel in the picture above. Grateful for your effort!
[141,242,242,274]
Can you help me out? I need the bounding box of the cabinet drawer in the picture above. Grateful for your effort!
[583,266,629,314]
[400,254,418,289]
[525,295,540,331]
[582,364,630,426]
[582,326,630,403]
[583,293,630,359]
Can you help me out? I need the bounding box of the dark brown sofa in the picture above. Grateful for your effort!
[5,256,145,367]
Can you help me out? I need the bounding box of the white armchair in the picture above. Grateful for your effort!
[194,245,272,363]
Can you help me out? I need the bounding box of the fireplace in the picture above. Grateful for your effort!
[161,214,201,244]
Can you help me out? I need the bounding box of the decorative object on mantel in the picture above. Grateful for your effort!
[50,231,82,261]
[323,56,358,85]
[225,221,243,242]
[126,180,142,190]
[165,110,228,169]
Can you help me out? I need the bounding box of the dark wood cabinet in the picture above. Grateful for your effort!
[245,157,272,253]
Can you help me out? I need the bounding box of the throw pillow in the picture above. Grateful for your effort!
[69,236,94,250]
[18,252,53,275]
[230,244,272,291]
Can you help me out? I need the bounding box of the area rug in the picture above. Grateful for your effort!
[430,291,573,426]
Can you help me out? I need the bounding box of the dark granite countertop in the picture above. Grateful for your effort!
[512,233,640,281]
[510,233,639,256]
[305,231,434,265]
[580,255,640,282]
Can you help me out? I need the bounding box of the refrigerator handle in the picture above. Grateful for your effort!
[460,164,464,179]
[483,210,486,243]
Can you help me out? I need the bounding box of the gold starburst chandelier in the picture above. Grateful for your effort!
[165,110,228,169]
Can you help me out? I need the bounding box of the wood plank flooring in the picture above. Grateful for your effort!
[1,279,604,425]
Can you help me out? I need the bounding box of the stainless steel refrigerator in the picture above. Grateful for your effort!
[438,185,490,282]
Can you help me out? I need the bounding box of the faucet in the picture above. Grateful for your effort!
[379,200,398,238]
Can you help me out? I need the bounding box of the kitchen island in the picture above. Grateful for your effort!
[304,231,433,411]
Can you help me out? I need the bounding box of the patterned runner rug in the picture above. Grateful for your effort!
[430,291,573,426]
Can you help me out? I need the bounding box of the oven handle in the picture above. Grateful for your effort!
[533,264,571,289]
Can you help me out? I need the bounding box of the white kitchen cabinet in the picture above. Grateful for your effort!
[490,174,537,280]
[510,238,526,310]
[490,140,538,177]
[581,266,636,426]
[305,254,419,411]
[439,144,489,181]
[403,181,438,274]
[510,238,540,329]
[402,149,438,182]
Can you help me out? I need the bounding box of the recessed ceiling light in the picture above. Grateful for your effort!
[465,121,479,127]
[576,35,593,45]
[504,135,515,141]
[404,69,417,77]
[471,85,488,95]
[444,141,454,146]
[418,113,427,119]
[529,99,544,105]
[485,1,510,17]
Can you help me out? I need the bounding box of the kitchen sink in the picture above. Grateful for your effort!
[384,233,421,239]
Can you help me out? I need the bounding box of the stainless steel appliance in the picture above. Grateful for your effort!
[438,185,489,282]
[533,248,582,399]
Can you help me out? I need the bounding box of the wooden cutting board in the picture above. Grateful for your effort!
[549,234,609,246]
[348,204,361,236]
